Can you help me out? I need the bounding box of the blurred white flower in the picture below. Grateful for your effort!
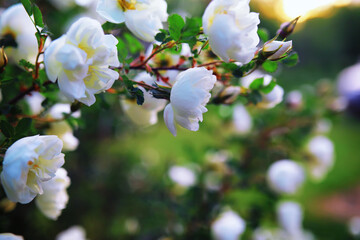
[307,135,334,180]
[45,103,80,151]
[337,63,360,99]
[0,233,24,240]
[267,160,305,195]
[49,0,96,10]
[241,70,284,109]
[233,104,252,135]
[202,0,260,64]
[0,4,50,64]
[212,81,241,104]
[56,226,87,240]
[168,166,196,187]
[1,135,64,204]
[163,67,216,136]
[96,0,168,42]
[24,92,45,115]
[277,201,303,235]
[35,168,70,220]
[349,216,360,236]
[121,72,167,127]
[262,40,292,60]
[285,90,303,110]
[44,17,120,106]
[253,228,283,240]
[212,210,246,240]
[314,118,332,134]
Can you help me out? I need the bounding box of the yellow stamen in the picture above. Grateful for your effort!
[117,0,136,11]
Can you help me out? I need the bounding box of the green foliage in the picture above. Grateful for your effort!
[19,59,35,70]
[20,0,32,16]
[32,5,44,28]
[117,38,128,63]
[258,28,269,42]
[123,33,144,54]
[0,120,14,138]
[168,14,186,41]
[262,60,278,73]
[282,52,299,67]
[249,78,264,90]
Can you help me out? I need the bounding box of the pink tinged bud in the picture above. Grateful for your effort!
[263,40,293,60]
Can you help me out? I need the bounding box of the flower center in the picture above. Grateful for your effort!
[117,0,136,11]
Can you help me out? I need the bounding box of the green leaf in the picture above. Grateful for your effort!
[168,14,185,41]
[248,90,262,105]
[0,120,14,138]
[262,60,278,73]
[19,59,35,70]
[33,5,44,28]
[117,38,128,63]
[257,28,269,42]
[282,52,299,67]
[21,0,33,16]
[261,80,277,94]
[132,88,144,105]
[16,118,33,135]
[182,17,201,38]
[249,78,264,90]
[123,33,144,54]
[155,32,166,42]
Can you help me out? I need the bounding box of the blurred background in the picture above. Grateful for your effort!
[1,0,360,239]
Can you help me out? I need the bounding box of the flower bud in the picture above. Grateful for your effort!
[0,46,8,73]
[277,17,300,40]
[262,40,292,60]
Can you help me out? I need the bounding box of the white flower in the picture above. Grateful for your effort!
[0,233,24,240]
[56,226,87,240]
[45,104,80,151]
[349,217,360,236]
[24,92,45,115]
[49,0,96,10]
[35,168,70,220]
[337,63,360,99]
[241,70,284,109]
[121,72,167,126]
[212,210,246,240]
[0,4,49,64]
[277,201,303,235]
[44,17,120,106]
[307,136,334,180]
[285,90,303,110]
[163,67,216,136]
[0,135,65,204]
[96,0,168,42]
[202,0,260,64]
[267,160,305,195]
[233,104,252,134]
[262,40,292,60]
[168,166,196,187]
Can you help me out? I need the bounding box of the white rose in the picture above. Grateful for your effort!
[1,135,65,204]
[121,72,167,126]
[212,210,246,240]
[337,63,360,99]
[45,104,80,151]
[267,160,305,195]
[0,4,49,64]
[163,67,216,136]
[241,70,284,109]
[44,17,120,106]
[307,136,334,180]
[168,166,197,187]
[262,40,292,60]
[56,226,87,240]
[277,201,303,235]
[233,104,252,135]
[0,233,24,240]
[24,92,45,115]
[202,0,260,64]
[35,168,70,220]
[96,0,168,42]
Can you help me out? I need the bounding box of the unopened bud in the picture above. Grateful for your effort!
[262,40,292,60]
[0,46,8,73]
[277,17,300,40]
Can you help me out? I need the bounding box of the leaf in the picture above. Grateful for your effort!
[262,60,278,73]
[33,5,44,28]
[168,14,185,41]
[182,17,201,38]
[249,78,264,90]
[16,118,33,135]
[155,32,166,42]
[0,120,14,138]
[282,52,299,67]
[117,38,128,63]
[19,59,35,70]
[123,33,144,54]
[261,80,277,94]
[257,28,269,42]
[132,88,144,105]
[20,0,33,16]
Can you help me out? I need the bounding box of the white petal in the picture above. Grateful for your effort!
[164,104,177,136]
